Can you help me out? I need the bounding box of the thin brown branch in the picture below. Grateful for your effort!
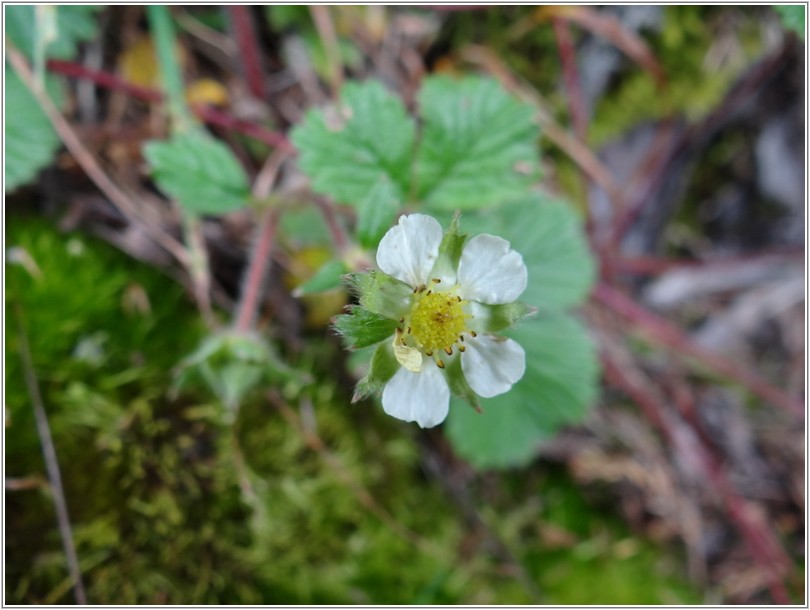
[593,282,804,418]
[12,301,87,605]
[45,59,292,151]
[309,6,344,95]
[9,46,189,267]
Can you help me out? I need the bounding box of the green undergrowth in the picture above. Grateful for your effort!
[5,214,699,604]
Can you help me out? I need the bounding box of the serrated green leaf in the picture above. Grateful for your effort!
[294,260,347,296]
[143,131,250,214]
[416,76,541,211]
[446,313,599,469]
[4,70,64,192]
[291,80,415,205]
[775,5,805,38]
[458,195,595,312]
[333,306,398,349]
[356,177,401,249]
[5,5,101,61]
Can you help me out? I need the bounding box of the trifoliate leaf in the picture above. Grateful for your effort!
[356,177,401,249]
[446,313,599,469]
[143,130,250,214]
[416,76,541,211]
[333,306,398,349]
[291,80,415,205]
[5,70,64,192]
[458,194,595,312]
[5,5,101,61]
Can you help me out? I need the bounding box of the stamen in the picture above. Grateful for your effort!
[444,346,453,356]
[459,335,465,342]
[406,326,411,334]
[426,290,432,296]
[436,359,445,369]
[470,331,477,337]
[399,317,405,324]
[459,345,466,352]
[456,296,462,303]
[432,278,441,284]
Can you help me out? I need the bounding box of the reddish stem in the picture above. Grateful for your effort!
[602,352,792,603]
[45,59,291,150]
[613,249,804,276]
[234,207,279,332]
[594,282,804,418]
[228,6,266,100]
[553,17,587,143]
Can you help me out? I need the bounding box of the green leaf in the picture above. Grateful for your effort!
[446,313,599,469]
[5,5,101,61]
[774,5,805,39]
[143,131,250,214]
[356,177,401,249]
[4,70,64,192]
[457,195,595,312]
[333,306,398,349]
[416,76,540,211]
[291,80,415,205]
[293,260,347,296]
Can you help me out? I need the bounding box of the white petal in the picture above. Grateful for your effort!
[461,334,526,398]
[382,359,450,428]
[376,214,442,288]
[457,234,528,304]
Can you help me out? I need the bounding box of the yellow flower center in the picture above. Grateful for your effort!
[392,282,476,373]
[410,290,466,353]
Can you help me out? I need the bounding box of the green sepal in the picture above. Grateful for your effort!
[443,353,480,412]
[352,340,399,403]
[343,270,411,319]
[430,213,468,282]
[469,301,538,334]
[333,306,399,349]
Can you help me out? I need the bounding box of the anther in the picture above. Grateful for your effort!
[426,290,432,296]
[444,346,453,356]
[432,278,441,284]
[470,331,477,337]
[436,359,445,369]
[459,335,465,342]
[426,350,433,357]
[406,326,411,334]
[399,317,405,324]
[459,345,466,352]
[456,296,462,302]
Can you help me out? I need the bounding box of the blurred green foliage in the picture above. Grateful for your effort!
[5,215,699,604]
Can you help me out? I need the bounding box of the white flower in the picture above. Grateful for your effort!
[375,214,528,428]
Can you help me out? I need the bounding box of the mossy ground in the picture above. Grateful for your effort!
[5,213,701,604]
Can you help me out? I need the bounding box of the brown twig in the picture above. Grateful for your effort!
[593,282,804,418]
[8,46,189,267]
[600,343,791,603]
[12,301,87,605]
[552,17,587,143]
[309,5,344,95]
